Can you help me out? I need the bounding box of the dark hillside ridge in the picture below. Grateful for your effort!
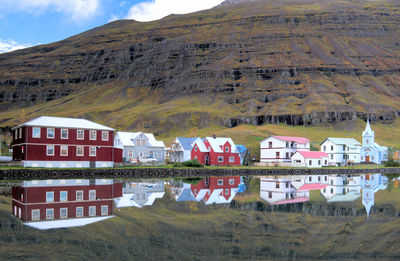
[1,0,400,128]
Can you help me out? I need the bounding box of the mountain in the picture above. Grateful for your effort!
[1,0,400,135]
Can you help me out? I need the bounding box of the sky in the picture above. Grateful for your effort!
[0,0,224,53]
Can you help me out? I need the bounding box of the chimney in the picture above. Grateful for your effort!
[212,134,216,139]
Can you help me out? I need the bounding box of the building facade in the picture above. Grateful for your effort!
[320,138,361,166]
[168,137,198,163]
[291,151,329,168]
[260,136,310,166]
[12,179,122,222]
[12,116,122,168]
[191,137,241,166]
[360,120,388,164]
[114,132,165,163]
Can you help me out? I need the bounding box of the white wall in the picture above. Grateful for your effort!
[260,137,310,164]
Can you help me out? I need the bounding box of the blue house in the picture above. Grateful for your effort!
[236,145,248,165]
[360,119,388,164]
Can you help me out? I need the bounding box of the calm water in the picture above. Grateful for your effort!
[1,173,399,260]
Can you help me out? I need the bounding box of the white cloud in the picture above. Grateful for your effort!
[125,0,224,22]
[0,39,32,54]
[0,0,100,23]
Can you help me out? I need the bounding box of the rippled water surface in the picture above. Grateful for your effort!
[1,173,399,260]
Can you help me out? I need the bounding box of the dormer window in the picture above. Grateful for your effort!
[194,146,198,152]
[225,147,229,153]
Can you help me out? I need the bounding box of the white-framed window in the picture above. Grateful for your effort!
[76,207,83,217]
[46,145,54,156]
[102,131,109,141]
[89,146,96,157]
[76,191,83,201]
[89,206,96,217]
[77,130,84,140]
[31,209,40,221]
[60,208,68,219]
[330,154,333,160]
[14,129,17,139]
[229,156,235,163]
[128,150,133,158]
[60,191,68,202]
[218,156,224,162]
[217,179,223,186]
[89,190,96,200]
[149,151,154,157]
[229,179,234,185]
[194,146,198,152]
[225,189,229,195]
[46,209,54,220]
[61,129,68,139]
[194,156,198,160]
[101,205,108,216]
[60,145,68,156]
[32,127,41,138]
[19,128,22,139]
[225,147,229,153]
[90,130,97,140]
[47,128,55,139]
[309,160,312,165]
[46,191,54,202]
[76,146,84,156]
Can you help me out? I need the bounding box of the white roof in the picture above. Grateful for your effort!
[24,216,114,230]
[322,138,361,149]
[193,138,209,152]
[204,188,239,205]
[114,192,165,208]
[14,116,114,131]
[116,132,165,148]
[205,137,239,153]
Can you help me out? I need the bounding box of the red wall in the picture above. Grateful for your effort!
[191,144,208,164]
[191,176,241,201]
[113,148,123,163]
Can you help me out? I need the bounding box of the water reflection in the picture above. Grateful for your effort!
[114,181,165,208]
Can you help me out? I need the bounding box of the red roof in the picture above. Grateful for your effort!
[271,197,309,205]
[297,151,328,159]
[298,183,328,191]
[271,136,310,144]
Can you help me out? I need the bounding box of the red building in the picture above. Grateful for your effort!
[12,116,122,168]
[12,179,123,222]
[191,137,241,166]
[191,176,243,204]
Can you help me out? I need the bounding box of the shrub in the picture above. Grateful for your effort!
[173,159,204,168]
[384,159,400,167]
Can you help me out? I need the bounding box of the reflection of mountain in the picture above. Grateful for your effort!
[361,174,388,219]
[12,179,122,230]
[114,181,165,208]
[170,177,245,204]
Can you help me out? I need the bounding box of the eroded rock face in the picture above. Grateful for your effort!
[1,0,400,127]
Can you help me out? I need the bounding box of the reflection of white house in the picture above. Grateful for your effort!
[320,138,361,166]
[321,175,361,202]
[114,182,165,208]
[170,183,197,202]
[360,120,388,164]
[361,174,388,219]
[291,151,329,168]
[260,136,310,166]
[114,132,165,163]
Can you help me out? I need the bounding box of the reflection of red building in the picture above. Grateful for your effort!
[12,179,122,222]
[191,176,242,204]
[191,137,241,166]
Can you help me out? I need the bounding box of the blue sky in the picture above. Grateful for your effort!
[0,0,224,53]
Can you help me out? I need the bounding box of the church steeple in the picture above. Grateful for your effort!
[362,118,374,147]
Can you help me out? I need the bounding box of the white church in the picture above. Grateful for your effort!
[360,119,388,164]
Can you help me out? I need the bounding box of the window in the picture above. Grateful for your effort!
[330,188,334,194]
[76,191,83,201]
[318,160,321,165]
[276,152,280,159]
[102,131,109,141]
[343,145,346,151]
[268,192,272,198]
[325,176,327,181]
[90,130,97,140]
[194,146,197,152]
[366,139,369,144]
[229,156,235,163]
[60,208,68,219]
[61,129,68,139]
[330,145,334,151]
[309,160,312,165]
[194,156,198,159]
[269,142,272,148]
[77,130,84,140]
[60,191,68,202]
[218,156,224,162]
[149,151,154,157]
[89,190,96,200]
[46,192,54,202]
[76,146,84,156]
[89,147,96,157]
[323,146,326,151]
[323,188,326,193]
[330,154,333,160]
[101,205,108,216]
[19,128,22,139]
[225,147,229,153]
[325,160,328,165]
[229,179,235,185]
[217,179,223,186]
[14,129,17,140]
[76,207,83,217]
[276,182,280,189]
[309,176,312,182]
[32,127,40,138]
[60,145,68,156]
[128,150,133,158]
[47,128,55,139]
[286,152,289,159]
[32,209,40,221]
[225,189,229,195]
[46,209,54,220]
[318,176,321,181]
[194,189,197,195]
[286,182,289,188]
[89,206,96,216]
[286,142,289,148]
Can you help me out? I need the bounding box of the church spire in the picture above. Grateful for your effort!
[363,118,374,137]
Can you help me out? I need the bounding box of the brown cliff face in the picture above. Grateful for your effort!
[1,0,400,129]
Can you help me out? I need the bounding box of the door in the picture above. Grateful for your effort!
[366,156,370,162]
[205,155,209,166]
[90,161,96,168]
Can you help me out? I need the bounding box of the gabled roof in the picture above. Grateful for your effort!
[205,137,239,153]
[176,137,198,151]
[14,116,114,130]
[321,138,361,148]
[296,151,329,159]
[269,136,310,144]
[193,138,209,152]
[116,132,165,148]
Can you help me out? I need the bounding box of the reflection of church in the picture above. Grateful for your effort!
[360,174,388,219]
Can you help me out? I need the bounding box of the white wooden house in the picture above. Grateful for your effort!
[291,151,329,168]
[320,138,361,166]
[168,137,198,163]
[260,136,310,166]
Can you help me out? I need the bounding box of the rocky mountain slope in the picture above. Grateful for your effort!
[1,0,400,132]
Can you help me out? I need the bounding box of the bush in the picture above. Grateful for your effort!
[384,159,400,167]
[173,159,204,168]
